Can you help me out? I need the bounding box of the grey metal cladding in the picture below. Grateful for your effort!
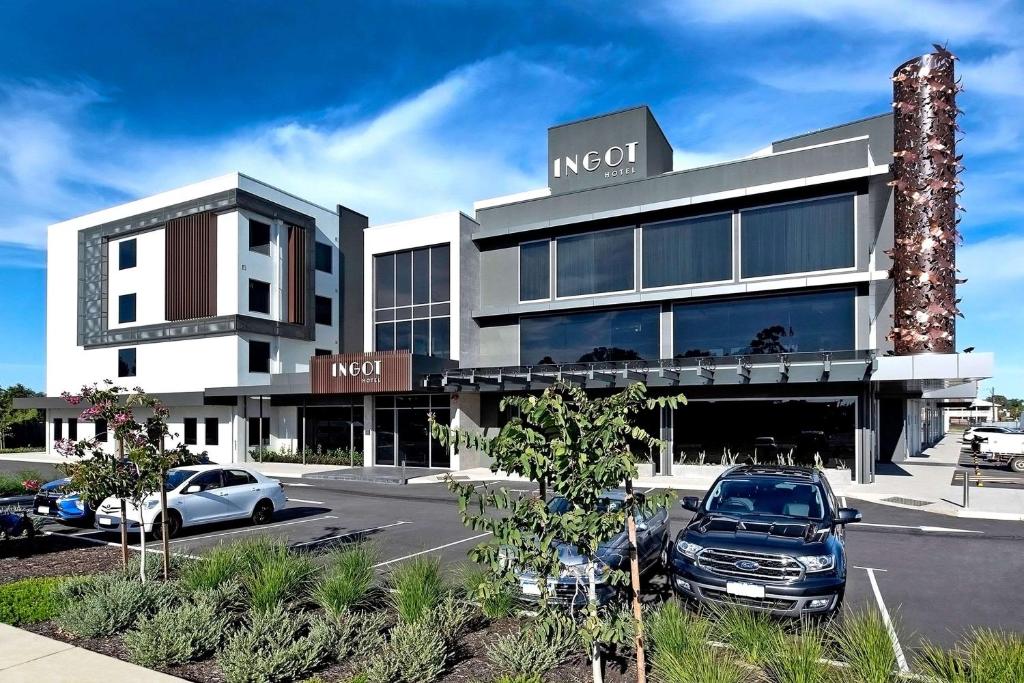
[547,106,673,194]
[81,314,311,349]
[76,188,318,348]
[338,205,367,354]
[477,137,872,238]
[772,113,893,162]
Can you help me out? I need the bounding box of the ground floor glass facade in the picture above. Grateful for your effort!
[374,394,451,468]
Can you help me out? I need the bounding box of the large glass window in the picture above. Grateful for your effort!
[556,227,634,297]
[520,306,660,365]
[740,195,854,278]
[373,395,450,468]
[520,241,550,301]
[118,239,137,270]
[643,214,732,287]
[673,289,855,358]
[374,245,450,358]
[303,404,363,454]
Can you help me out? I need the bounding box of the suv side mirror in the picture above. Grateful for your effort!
[836,507,862,524]
[184,485,201,494]
[681,496,701,512]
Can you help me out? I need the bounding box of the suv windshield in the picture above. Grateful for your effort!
[547,496,625,514]
[703,477,825,520]
[165,469,197,491]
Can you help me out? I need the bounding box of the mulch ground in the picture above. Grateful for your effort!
[0,533,125,583]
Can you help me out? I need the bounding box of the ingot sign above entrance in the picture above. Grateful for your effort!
[311,351,412,394]
[552,141,640,180]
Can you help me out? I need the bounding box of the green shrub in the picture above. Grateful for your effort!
[193,578,247,615]
[239,538,318,612]
[57,574,173,637]
[0,577,68,625]
[0,469,44,496]
[218,605,334,683]
[459,565,518,620]
[652,648,753,683]
[314,544,378,616]
[248,447,363,466]
[366,618,450,683]
[712,604,785,666]
[645,599,711,657]
[917,628,1024,683]
[179,542,248,590]
[765,630,832,683]
[828,608,900,683]
[123,600,229,667]
[428,592,475,645]
[485,620,574,679]
[489,677,543,683]
[390,556,445,623]
[330,608,388,661]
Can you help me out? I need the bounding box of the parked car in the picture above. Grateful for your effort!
[669,465,860,618]
[972,432,1024,472]
[33,477,96,524]
[516,490,670,606]
[963,425,1020,443]
[93,465,287,538]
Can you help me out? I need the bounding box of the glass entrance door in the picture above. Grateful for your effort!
[374,395,451,468]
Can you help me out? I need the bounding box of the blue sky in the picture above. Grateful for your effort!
[1,0,1022,396]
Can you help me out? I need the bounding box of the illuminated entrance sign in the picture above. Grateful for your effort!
[311,351,412,394]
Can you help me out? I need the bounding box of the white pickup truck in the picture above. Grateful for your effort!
[974,432,1024,473]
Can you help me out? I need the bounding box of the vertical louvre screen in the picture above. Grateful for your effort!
[165,212,217,321]
[287,225,307,324]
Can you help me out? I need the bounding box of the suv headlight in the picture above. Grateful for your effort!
[676,540,704,560]
[797,555,835,572]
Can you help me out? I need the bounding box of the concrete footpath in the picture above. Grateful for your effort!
[0,623,185,682]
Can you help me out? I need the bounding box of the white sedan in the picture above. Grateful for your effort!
[94,464,287,538]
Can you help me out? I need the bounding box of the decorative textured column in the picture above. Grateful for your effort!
[887,47,962,355]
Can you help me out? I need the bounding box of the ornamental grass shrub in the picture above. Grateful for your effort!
[314,543,378,616]
[179,541,249,591]
[123,600,229,667]
[645,599,712,658]
[244,545,318,612]
[57,574,173,637]
[764,628,833,683]
[0,576,68,625]
[916,628,1024,683]
[459,564,518,620]
[711,604,786,666]
[828,607,901,683]
[652,648,754,683]
[218,605,334,683]
[389,556,446,623]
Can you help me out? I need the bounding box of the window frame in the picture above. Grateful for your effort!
[553,225,637,300]
[517,238,552,303]
[118,348,137,378]
[738,192,857,282]
[248,278,271,315]
[248,219,272,256]
[248,340,271,374]
[183,418,198,446]
[118,238,137,270]
[518,305,662,366]
[639,210,736,291]
[118,293,137,324]
[204,417,219,446]
[314,295,333,326]
[314,242,333,273]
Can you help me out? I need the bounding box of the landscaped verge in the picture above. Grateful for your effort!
[247,447,363,467]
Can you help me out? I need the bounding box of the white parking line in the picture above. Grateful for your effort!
[374,532,491,568]
[42,530,200,560]
[282,482,314,487]
[169,514,339,544]
[840,496,848,507]
[854,566,909,674]
[857,522,983,534]
[291,521,410,548]
[287,498,324,505]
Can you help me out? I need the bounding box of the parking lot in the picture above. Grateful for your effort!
[10,466,1019,659]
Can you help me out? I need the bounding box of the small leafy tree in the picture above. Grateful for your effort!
[0,384,41,450]
[430,381,684,683]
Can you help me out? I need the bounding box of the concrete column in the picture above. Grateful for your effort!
[451,392,486,470]
[660,405,674,476]
[362,395,375,467]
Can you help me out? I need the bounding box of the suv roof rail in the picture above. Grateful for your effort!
[726,464,819,480]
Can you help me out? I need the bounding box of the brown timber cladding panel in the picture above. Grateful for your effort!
[165,212,218,321]
[287,225,306,324]
[311,351,413,394]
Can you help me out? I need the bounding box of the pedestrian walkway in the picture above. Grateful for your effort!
[0,623,186,682]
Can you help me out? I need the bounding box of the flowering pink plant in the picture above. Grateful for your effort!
[21,479,41,493]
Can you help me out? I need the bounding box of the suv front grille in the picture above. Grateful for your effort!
[701,586,797,611]
[697,548,803,583]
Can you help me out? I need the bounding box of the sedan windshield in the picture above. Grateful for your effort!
[165,469,197,491]
[703,478,825,520]
[547,496,625,515]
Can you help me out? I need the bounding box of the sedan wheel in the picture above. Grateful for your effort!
[251,500,274,525]
[153,512,181,540]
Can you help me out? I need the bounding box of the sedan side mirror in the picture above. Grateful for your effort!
[681,496,701,512]
[184,485,201,494]
[836,507,862,524]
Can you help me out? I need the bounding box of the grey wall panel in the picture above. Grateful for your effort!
[477,322,520,367]
[459,213,481,366]
[772,113,893,161]
[479,245,519,310]
[338,205,367,354]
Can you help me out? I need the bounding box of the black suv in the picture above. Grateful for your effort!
[669,465,860,618]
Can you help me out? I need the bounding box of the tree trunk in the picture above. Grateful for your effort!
[624,478,647,683]
[117,438,128,570]
[588,562,604,683]
[138,518,147,584]
[159,438,170,581]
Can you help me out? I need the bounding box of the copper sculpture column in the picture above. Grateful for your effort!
[888,48,962,354]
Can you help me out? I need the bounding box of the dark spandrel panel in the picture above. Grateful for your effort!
[375,322,395,351]
[672,289,855,358]
[430,244,450,303]
[315,242,333,273]
[315,295,333,326]
[556,227,634,297]
[740,195,854,278]
[412,305,430,319]
[375,309,395,322]
[519,240,550,301]
[431,316,450,359]
[396,251,412,307]
[375,254,395,309]
[520,306,660,365]
[642,214,732,288]
[413,248,430,305]
[430,303,450,317]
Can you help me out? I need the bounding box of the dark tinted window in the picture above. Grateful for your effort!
[315,242,332,273]
[204,417,219,446]
[375,323,395,352]
[430,244,450,303]
[314,348,332,356]
[375,245,449,356]
[248,279,270,314]
[118,348,136,377]
[118,293,136,323]
[643,214,732,287]
[166,469,196,490]
[118,239,137,270]
[375,254,395,308]
[520,241,550,301]
[520,307,660,365]
[673,289,855,358]
[67,418,77,440]
[249,340,271,373]
[431,317,450,359]
[704,478,825,520]
[247,417,270,446]
[95,418,108,442]
[315,295,332,326]
[54,418,63,441]
[395,251,412,306]
[249,220,271,255]
[189,470,222,491]
[224,469,257,486]
[741,195,854,278]
[413,248,430,305]
[556,227,634,297]
[183,418,197,445]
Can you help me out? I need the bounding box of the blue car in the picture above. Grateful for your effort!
[33,478,95,524]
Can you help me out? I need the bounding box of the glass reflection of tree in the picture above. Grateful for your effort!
[576,347,642,363]
[748,324,794,355]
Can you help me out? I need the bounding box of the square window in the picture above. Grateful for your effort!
[204,417,219,446]
[183,418,197,445]
[249,220,271,255]
[118,239,137,270]
[315,295,332,326]
[118,348,137,377]
[118,293,137,323]
[67,418,78,441]
[249,340,271,373]
[248,279,271,314]
[315,242,333,273]
[54,418,63,441]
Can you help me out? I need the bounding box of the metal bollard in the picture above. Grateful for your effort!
[962,470,969,508]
